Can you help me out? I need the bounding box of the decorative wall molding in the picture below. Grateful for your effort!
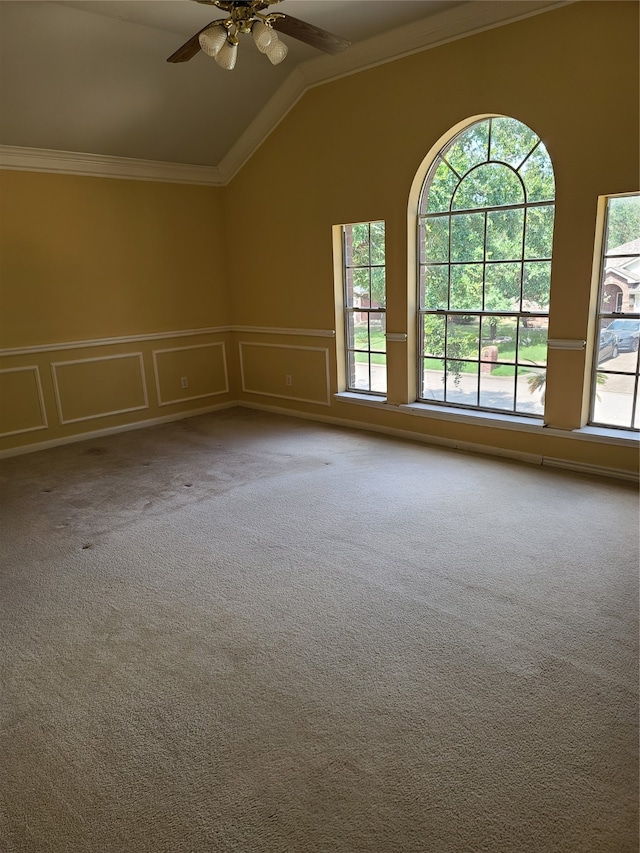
[239,342,331,407]
[299,1,573,89]
[0,2,572,186]
[231,326,335,338]
[51,352,149,425]
[0,365,48,438]
[0,145,225,186]
[220,1,573,181]
[547,339,587,350]
[541,457,638,482]
[0,327,231,358]
[238,401,638,483]
[152,342,229,407]
[0,402,236,460]
[0,326,334,359]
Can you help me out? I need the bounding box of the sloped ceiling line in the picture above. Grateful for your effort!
[0,0,570,187]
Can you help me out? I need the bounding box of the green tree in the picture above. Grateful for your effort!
[349,221,386,334]
[420,117,555,391]
[606,196,640,250]
[349,221,386,309]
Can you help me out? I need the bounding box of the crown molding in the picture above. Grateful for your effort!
[304,0,574,86]
[0,1,573,187]
[220,0,575,181]
[0,145,225,186]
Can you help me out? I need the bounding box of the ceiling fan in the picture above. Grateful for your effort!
[167,0,351,70]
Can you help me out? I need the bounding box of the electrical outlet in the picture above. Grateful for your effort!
[181,377,188,389]
[285,374,292,386]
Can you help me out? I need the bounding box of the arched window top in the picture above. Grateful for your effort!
[415,115,556,417]
[420,117,554,215]
[453,163,524,210]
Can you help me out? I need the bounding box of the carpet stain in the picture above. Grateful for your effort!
[0,409,636,853]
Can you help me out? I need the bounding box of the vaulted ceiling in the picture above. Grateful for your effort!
[0,1,568,182]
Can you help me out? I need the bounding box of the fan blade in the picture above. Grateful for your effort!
[195,1,278,10]
[167,21,219,63]
[271,15,350,55]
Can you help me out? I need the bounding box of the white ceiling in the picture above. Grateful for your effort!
[0,0,566,174]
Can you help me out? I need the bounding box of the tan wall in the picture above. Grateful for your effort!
[224,0,639,476]
[1,1,638,476]
[0,332,234,453]
[0,172,234,452]
[0,171,230,345]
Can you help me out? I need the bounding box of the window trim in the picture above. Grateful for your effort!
[415,115,555,419]
[341,220,387,397]
[588,192,640,432]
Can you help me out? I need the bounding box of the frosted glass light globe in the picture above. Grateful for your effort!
[265,34,288,65]
[215,39,238,70]
[198,24,227,57]
[252,21,274,53]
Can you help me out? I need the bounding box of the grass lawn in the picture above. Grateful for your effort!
[446,324,547,375]
[353,325,547,372]
[353,329,387,364]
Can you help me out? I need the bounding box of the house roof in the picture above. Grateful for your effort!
[606,237,640,288]
[608,237,640,257]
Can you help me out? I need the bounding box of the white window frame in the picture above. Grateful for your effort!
[341,221,386,396]
[416,116,555,418]
[589,193,640,432]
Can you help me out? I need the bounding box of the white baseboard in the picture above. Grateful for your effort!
[237,401,639,483]
[0,402,235,459]
[1,397,636,483]
[237,400,542,462]
[541,457,639,483]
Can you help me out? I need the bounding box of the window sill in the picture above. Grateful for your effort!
[334,391,388,408]
[565,425,639,446]
[400,402,544,432]
[335,394,545,431]
[334,394,639,447]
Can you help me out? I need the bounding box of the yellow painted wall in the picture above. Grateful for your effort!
[0,173,234,452]
[0,171,229,346]
[1,1,638,476]
[224,0,639,475]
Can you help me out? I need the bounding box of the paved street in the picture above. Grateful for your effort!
[355,348,639,427]
[593,349,639,427]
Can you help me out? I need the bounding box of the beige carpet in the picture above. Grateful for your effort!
[0,408,638,853]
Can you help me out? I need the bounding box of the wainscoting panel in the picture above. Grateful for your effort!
[153,342,229,406]
[0,329,233,455]
[0,366,48,437]
[239,342,330,406]
[51,353,149,424]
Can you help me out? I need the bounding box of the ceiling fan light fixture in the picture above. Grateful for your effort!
[265,33,288,65]
[198,23,227,58]
[215,38,238,70]
[167,2,350,69]
[252,20,274,53]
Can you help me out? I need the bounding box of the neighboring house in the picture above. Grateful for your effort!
[603,238,640,312]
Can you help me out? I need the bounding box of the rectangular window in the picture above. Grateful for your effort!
[342,221,386,395]
[418,205,552,417]
[589,194,640,431]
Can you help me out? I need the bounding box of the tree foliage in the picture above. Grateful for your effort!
[347,221,386,308]
[606,196,640,251]
[420,117,554,377]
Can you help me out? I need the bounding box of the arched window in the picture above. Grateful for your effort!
[417,117,555,416]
